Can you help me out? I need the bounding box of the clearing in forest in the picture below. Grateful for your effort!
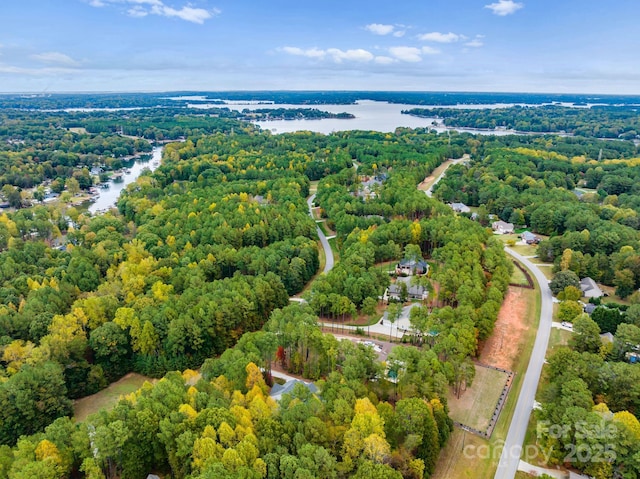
[73,373,155,423]
[480,286,531,371]
[447,364,510,433]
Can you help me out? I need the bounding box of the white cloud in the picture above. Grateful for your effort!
[127,6,148,17]
[421,46,440,55]
[393,30,406,38]
[30,52,80,67]
[282,47,374,63]
[418,32,460,43]
[150,4,215,24]
[374,56,395,65]
[86,0,218,24]
[485,0,524,16]
[282,47,326,59]
[465,39,484,47]
[327,48,374,63]
[365,23,395,35]
[389,46,423,63]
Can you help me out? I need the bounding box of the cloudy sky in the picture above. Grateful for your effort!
[0,0,638,94]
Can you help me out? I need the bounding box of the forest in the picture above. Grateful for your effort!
[1,95,640,478]
[403,105,640,139]
[432,136,640,296]
[0,110,519,479]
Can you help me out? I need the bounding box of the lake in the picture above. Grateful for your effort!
[189,100,526,135]
[88,146,163,214]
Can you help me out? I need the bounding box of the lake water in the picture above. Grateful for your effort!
[88,146,163,214]
[189,100,525,135]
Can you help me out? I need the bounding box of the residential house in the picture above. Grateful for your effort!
[270,379,318,401]
[384,277,428,303]
[600,332,614,343]
[580,277,604,298]
[395,258,429,276]
[492,220,514,234]
[449,202,471,213]
[521,231,540,244]
[583,303,597,315]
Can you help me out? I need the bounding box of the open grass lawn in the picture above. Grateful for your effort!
[495,233,520,244]
[599,284,631,306]
[309,180,319,194]
[328,237,340,262]
[510,263,530,286]
[433,283,541,479]
[74,373,155,423]
[447,365,510,432]
[509,244,539,257]
[548,327,572,352]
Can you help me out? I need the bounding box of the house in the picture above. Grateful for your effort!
[270,379,318,401]
[395,259,429,276]
[492,220,514,234]
[449,202,471,213]
[584,303,597,315]
[384,277,428,303]
[580,277,604,298]
[600,332,614,343]
[521,231,540,244]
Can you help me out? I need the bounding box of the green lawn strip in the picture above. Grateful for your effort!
[74,373,154,423]
[510,263,530,286]
[328,237,340,262]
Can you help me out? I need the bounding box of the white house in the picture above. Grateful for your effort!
[492,220,514,234]
[449,202,471,213]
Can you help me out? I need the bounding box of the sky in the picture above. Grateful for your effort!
[0,0,639,94]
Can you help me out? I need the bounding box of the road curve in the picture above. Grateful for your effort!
[424,155,469,198]
[494,248,553,479]
[307,194,334,274]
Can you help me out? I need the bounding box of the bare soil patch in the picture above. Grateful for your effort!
[480,287,530,370]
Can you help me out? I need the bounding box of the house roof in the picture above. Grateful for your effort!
[388,277,427,297]
[449,202,470,212]
[492,220,513,230]
[580,277,603,296]
[398,259,428,269]
[522,231,537,240]
[584,303,597,314]
[270,379,318,401]
[600,332,614,343]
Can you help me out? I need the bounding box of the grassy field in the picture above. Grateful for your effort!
[448,365,510,432]
[74,373,154,423]
[509,244,539,257]
[510,264,531,286]
[328,237,340,262]
[433,281,541,479]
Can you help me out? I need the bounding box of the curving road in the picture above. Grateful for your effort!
[424,154,470,198]
[494,248,553,479]
[307,194,334,274]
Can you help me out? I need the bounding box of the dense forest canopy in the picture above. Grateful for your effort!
[403,105,640,139]
[1,93,640,478]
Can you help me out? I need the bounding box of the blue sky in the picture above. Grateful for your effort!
[0,0,638,94]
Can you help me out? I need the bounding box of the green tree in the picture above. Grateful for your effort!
[549,270,580,296]
[569,314,602,353]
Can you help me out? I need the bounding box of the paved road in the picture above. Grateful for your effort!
[307,194,334,274]
[424,155,469,198]
[495,248,553,479]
